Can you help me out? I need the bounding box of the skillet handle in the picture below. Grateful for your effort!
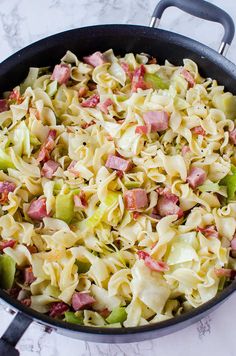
[0,312,32,355]
[150,0,235,56]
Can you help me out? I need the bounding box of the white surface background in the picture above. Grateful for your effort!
[0,0,236,355]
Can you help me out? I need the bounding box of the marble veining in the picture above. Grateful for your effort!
[0,0,236,355]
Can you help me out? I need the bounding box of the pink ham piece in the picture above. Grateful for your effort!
[124,188,148,210]
[0,239,16,251]
[181,68,195,88]
[9,89,23,104]
[105,154,132,172]
[67,160,80,177]
[135,125,148,135]
[143,110,169,132]
[181,145,191,156]
[231,236,236,250]
[21,299,31,307]
[49,302,69,318]
[72,292,95,311]
[196,225,219,238]
[38,130,57,163]
[214,268,236,279]
[81,94,100,108]
[24,267,36,285]
[41,160,60,179]
[0,181,16,205]
[230,235,236,257]
[155,189,183,218]
[191,126,206,136]
[137,250,169,272]
[51,64,70,85]
[131,64,148,92]
[78,87,88,98]
[74,191,88,208]
[229,128,236,144]
[27,198,50,221]
[0,181,16,194]
[120,61,133,80]
[186,167,207,189]
[98,98,113,114]
[83,51,107,67]
[0,99,8,112]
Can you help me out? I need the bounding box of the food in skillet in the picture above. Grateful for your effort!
[0,49,236,327]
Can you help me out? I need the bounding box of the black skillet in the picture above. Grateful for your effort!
[0,0,236,354]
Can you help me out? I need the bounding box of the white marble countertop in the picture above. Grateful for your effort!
[0,0,236,355]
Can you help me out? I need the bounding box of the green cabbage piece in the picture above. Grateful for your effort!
[64,311,83,325]
[20,67,39,93]
[0,254,16,289]
[0,148,15,171]
[76,261,91,274]
[84,192,119,230]
[106,307,127,324]
[212,92,236,120]
[13,121,31,157]
[144,73,169,90]
[199,180,220,193]
[46,80,58,97]
[220,165,236,199]
[55,193,74,224]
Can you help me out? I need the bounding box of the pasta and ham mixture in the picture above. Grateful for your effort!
[1,49,236,327]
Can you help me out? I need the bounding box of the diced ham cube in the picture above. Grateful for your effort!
[81,120,96,129]
[143,110,169,132]
[105,154,132,172]
[124,188,148,210]
[26,245,38,254]
[24,267,36,285]
[78,87,88,98]
[67,160,80,177]
[191,126,206,136]
[186,167,207,189]
[98,98,113,114]
[74,191,88,208]
[27,198,50,221]
[0,99,8,112]
[81,94,100,108]
[147,56,157,64]
[155,189,183,218]
[51,64,70,85]
[83,51,107,67]
[135,125,148,135]
[137,250,169,272]
[181,68,195,88]
[229,128,236,144]
[99,308,111,319]
[49,302,69,317]
[0,239,16,251]
[9,89,23,104]
[132,211,141,220]
[41,160,60,179]
[116,170,124,179]
[181,145,191,155]
[71,292,95,311]
[38,130,57,163]
[214,268,236,279]
[231,236,236,250]
[0,181,16,205]
[21,298,31,307]
[131,64,148,92]
[196,225,219,238]
[120,62,133,80]
[0,181,16,194]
